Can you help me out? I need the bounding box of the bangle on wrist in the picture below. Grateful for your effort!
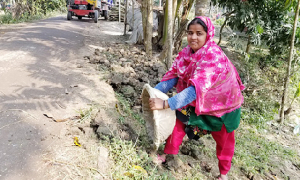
[163,100,165,109]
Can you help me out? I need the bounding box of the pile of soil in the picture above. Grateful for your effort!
[85,43,167,108]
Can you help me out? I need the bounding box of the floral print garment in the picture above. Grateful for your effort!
[162,16,245,117]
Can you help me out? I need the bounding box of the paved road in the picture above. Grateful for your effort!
[0,15,122,180]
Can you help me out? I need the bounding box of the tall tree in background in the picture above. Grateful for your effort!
[280,0,300,124]
[146,0,153,57]
[141,0,153,57]
[158,0,175,68]
[158,0,194,66]
[195,0,210,16]
[173,0,194,54]
[166,0,173,68]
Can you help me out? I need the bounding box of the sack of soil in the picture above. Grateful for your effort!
[141,84,176,150]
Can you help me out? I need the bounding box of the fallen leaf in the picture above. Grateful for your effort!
[74,136,81,147]
[54,118,68,122]
[43,113,54,118]
[133,165,147,174]
[124,172,134,178]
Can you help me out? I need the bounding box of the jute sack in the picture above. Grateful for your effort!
[141,84,176,150]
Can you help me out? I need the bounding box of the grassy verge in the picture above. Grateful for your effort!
[0,10,66,24]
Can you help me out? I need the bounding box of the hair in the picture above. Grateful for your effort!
[187,18,208,33]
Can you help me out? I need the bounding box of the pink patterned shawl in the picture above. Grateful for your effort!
[162,16,245,117]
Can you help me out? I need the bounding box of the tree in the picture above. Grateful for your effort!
[124,0,129,35]
[173,0,194,54]
[166,0,173,68]
[195,0,210,16]
[141,0,153,57]
[280,0,300,124]
[211,0,287,53]
[146,0,153,57]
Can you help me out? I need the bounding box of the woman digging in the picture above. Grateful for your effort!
[149,16,245,180]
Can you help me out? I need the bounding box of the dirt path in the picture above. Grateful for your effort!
[0,15,123,180]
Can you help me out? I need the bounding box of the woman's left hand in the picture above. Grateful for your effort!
[149,98,165,110]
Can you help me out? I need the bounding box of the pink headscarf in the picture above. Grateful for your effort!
[162,16,245,117]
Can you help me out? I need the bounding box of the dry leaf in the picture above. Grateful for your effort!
[124,172,134,178]
[43,113,54,118]
[133,165,147,174]
[74,136,81,147]
[54,118,68,122]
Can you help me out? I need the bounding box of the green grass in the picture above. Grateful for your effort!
[234,124,299,176]
[115,93,145,125]
[0,10,65,24]
[111,77,300,179]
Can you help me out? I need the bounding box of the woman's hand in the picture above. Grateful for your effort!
[149,98,169,110]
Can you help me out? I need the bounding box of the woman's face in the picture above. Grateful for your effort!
[187,24,207,52]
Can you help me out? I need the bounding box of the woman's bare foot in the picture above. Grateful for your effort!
[217,174,228,180]
[152,153,166,164]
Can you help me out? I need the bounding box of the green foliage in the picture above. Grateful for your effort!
[115,93,145,125]
[211,0,298,56]
[294,82,300,98]
[0,0,66,24]
[215,17,225,26]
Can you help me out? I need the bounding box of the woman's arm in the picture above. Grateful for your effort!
[167,86,196,110]
[154,78,178,93]
[149,85,196,110]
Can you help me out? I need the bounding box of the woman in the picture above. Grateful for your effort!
[149,16,245,180]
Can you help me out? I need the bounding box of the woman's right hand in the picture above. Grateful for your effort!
[149,98,169,110]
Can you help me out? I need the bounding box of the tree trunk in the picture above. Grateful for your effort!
[246,35,251,53]
[146,0,153,57]
[123,0,128,35]
[141,1,147,46]
[166,0,173,68]
[279,0,300,124]
[158,0,169,59]
[217,10,234,45]
[132,0,134,30]
[195,0,210,16]
[173,0,194,54]
[119,0,121,22]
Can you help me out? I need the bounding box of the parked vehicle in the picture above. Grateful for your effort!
[66,0,109,23]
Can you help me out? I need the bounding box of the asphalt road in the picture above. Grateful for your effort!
[0,15,122,180]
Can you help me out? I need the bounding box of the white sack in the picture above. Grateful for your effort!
[141,84,176,150]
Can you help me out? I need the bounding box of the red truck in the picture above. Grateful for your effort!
[67,0,109,23]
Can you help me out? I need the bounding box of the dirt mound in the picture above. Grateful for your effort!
[85,43,167,109]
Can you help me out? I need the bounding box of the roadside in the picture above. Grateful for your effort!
[0,15,122,180]
[1,14,300,180]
